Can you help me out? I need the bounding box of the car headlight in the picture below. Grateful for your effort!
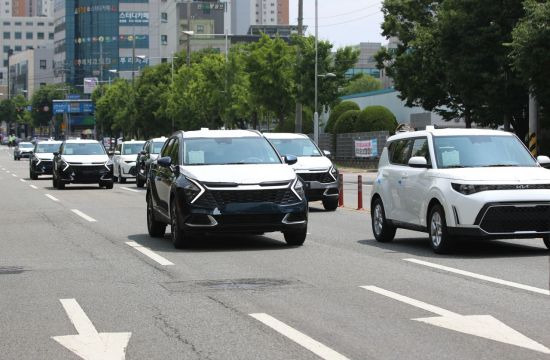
[329,166,338,180]
[33,156,41,165]
[451,183,492,195]
[184,178,205,204]
[292,177,305,201]
[104,159,113,170]
[61,159,70,171]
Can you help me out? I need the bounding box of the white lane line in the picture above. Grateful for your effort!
[249,313,351,360]
[29,184,38,189]
[125,241,174,266]
[5,170,10,173]
[11,173,17,177]
[71,209,97,222]
[121,186,140,193]
[20,178,27,183]
[45,194,60,202]
[404,258,550,296]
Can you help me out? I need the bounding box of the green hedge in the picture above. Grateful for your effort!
[354,106,398,133]
[334,110,361,134]
[326,101,360,133]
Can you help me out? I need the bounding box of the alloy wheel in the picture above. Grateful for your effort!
[374,204,384,236]
[431,212,443,247]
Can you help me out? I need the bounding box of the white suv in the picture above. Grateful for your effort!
[113,140,146,183]
[370,127,550,253]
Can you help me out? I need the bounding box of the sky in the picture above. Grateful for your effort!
[288,0,386,49]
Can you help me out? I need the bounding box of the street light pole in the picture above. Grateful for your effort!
[314,0,319,144]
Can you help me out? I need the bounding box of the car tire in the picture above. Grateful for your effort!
[543,236,550,250]
[102,181,114,189]
[52,172,58,188]
[322,197,338,211]
[170,199,189,249]
[118,168,126,183]
[428,204,454,254]
[56,177,65,190]
[147,192,166,238]
[30,169,38,180]
[283,229,307,246]
[371,197,396,243]
[136,175,145,188]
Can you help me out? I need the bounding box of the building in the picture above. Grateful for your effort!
[54,0,166,86]
[11,0,53,17]
[8,47,55,99]
[230,0,289,35]
[0,17,54,96]
[1,0,12,16]
[346,42,382,79]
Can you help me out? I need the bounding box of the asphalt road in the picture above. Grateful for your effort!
[1,145,549,360]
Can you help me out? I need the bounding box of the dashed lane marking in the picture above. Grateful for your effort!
[71,209,97,222]
[11,173,17,177]
[249,313,351,360]
[125,241,174,266]
[29,185,38,189]
[120,186,141,193]
[20,178,27,183]
[404,258,550,296]
[45,194,60,202]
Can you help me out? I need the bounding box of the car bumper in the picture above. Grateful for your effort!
[304,181,339,201]
[59,165,113,184]
[178,201,308,234]
[32,161,53,174]
[17,152,32,158]
[120,162,137,178]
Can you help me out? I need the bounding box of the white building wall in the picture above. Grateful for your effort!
[0,0,12,16]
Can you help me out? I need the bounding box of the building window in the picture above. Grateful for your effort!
[26,46,33,50]
[161,12,167,22]
[37,32,44,39]
[3,32,9,39]
[3,45,9,53]
[25,21,33,26]
[40,60,47,69]
[3,21,10,26]
[49,33,54,39]
[48,22,53,26]
[161,58,167,63]
[37,22,44,26]
[14,21,21,26]
[15,32,21,39]
[14,46,21,52]
[196,24,204,33]
[26,32,33,39]
[161,34,167,45]
[3,60,7,67]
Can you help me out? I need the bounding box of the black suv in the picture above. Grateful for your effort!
[136,137,166,188]
[52,140,114,189]
[146,130,308,248]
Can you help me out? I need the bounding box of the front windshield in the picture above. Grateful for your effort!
[19,143,33,149]
[433,135,536,168]
[63,143,106,156]
[269,137,321,157]
[184,137,281,165]
[152,141,164,154]
[123,143,145,155]
[35,143,61,153]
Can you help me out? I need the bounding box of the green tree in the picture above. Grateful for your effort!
[334,110,360,133]
[325,101,360,133]
[0,99,16,131]
[95,79,136,138]
[246,35,295,129]
[341,74,382,96]
[355,106,398,133]
[275,106,314,133]
[30,84,68,127]
[511,0,550,112]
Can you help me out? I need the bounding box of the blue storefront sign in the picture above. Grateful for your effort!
[53,102,94,114]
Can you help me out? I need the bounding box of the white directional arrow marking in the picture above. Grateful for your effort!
[361,286,550,354]
[52,299,132,360]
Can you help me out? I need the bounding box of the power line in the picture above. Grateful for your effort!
[302,1,381,20]
[318,10,382,27]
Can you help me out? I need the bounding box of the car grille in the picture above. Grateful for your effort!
[479,204,550,234]
[193,189,300,209]
[214,214,285,225]
[297,172,335,183]
[69,165,108,181]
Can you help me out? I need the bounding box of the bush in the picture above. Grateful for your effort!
[274,107,313,134]
[325,101,360,133]
[334,110,360,134]
[356,106,398,133]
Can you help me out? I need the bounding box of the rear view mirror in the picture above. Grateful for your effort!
[408,156,429,168]
[537,155,550,168]
[323,150,331,158]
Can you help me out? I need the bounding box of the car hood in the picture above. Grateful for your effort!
[35,153,55,160]
[291,156,332,172]
[181,164,296,184]
[150,153,159,160]
[61,155,109,163]
[120,154,138,162]
[434,167,550,182]
[18,148,33,152]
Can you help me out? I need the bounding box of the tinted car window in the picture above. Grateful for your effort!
[161,138,174,158]
[35,142,61,153]
[63,143,105,155]
[122,143,145,155]
[183,137,281,165]
[411,138,430,165]
[153,141,165,154]
[170,139,180,164]
[389,139,412,165]
[269,138,321,157]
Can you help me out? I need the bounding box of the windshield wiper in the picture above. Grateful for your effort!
[443,165,468,168]
[481,164,519,167]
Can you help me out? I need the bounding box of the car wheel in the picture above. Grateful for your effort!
[52,172,57,188]
[170,199,190,249]
[371,197,396,243]
[543,236,550,250]
[283,228,307,246]
[56,176,65,190]
[118,168,126,183]
[136,175,145,188]
[428,204,454,254]
[147,192,166,238]
[102,181,114,189]
[322,197,338,211]
[30,169,38,180]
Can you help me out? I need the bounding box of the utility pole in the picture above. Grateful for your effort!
[131,26,136,85]
[528,88,538,157]
[187,1,191,66]
[313,0,319,144]
[295,0,303,133]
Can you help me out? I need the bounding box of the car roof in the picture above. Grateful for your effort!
[263,133,309,140]
[150,137,167,142]
[122,140,146,144]
[64,139,100,144]
[18,142,33,145]
[388,127,514,142]
[180,129,262,139]
[37,140,62,144]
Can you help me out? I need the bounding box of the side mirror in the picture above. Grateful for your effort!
[157,156,172,168]
[323,150,331,157]
[114,151,121,155]
[537,155,550,168]
[53,151,59,156]
[408,156,429,168]
[284,154,298,165]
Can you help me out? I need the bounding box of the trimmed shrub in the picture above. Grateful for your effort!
[334,110,360,134]
[325,101,360,133]
[357,106,398,133]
